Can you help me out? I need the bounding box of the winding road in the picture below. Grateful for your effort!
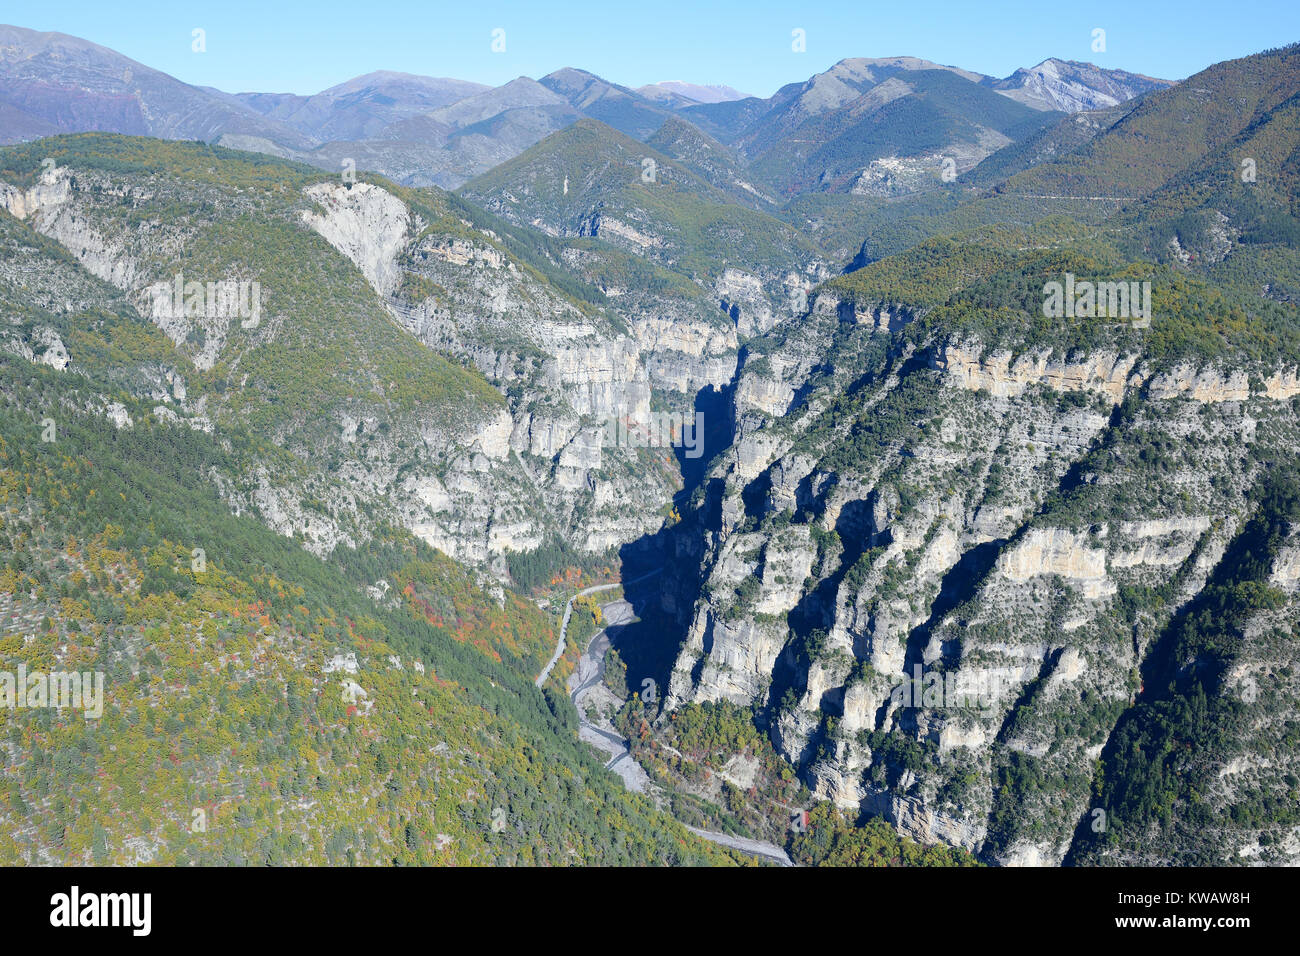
[535,569,661,687]
[538,570,794,867]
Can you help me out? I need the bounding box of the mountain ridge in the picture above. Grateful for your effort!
[0,23,1171,194]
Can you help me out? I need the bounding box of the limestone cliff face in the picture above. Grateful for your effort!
[812,290,914,333]
[666,525,815,710]
[932,342,1139,401]
[1270,537,1300,588]
[299,178,721,563]
[630,315,738,396]
[1264,370,1300,400]
[0,167,72,220]
[300,182,410,296]
[734,373,796,418]
[1147,364,1251,403]
[1,325,69,370]
[661,303,1300,864]
[2,163,722,570]
[997,528,1114,600]
[933,341,1300,408]
[557,245,739,399]
[582,212,662,252]
[3,166,144,291]
[544,340,650,419]
[1109,517,1212,568]
[715,268,776,336]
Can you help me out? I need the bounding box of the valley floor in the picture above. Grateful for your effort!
[564,590,793,865]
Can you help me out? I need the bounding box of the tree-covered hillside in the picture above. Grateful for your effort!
[0,356,743,865]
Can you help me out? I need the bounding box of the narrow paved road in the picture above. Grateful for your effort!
[542,571,794,867]
[535,570,661,686]
[684,826,794,866]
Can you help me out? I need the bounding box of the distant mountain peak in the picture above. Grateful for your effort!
[1024,57,1166,81]
[993,59,1172,112]
[319,70,490,98]
[638,81,752,104]
[542,66,607,87]
[829,56,989,83]
[0,22,318,149]
[538,68,671,139]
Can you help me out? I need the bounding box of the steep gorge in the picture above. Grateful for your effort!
[640,264,1300,865]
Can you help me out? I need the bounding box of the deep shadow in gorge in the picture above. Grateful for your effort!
[611,375,738,698]
[608,329,919,723]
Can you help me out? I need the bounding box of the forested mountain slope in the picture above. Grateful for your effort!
[0,178,742,864]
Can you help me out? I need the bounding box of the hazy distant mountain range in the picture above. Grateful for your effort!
[0,24,1170,189]
[638,81,753,104]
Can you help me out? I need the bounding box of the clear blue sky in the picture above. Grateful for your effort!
[9,0,1300,97]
